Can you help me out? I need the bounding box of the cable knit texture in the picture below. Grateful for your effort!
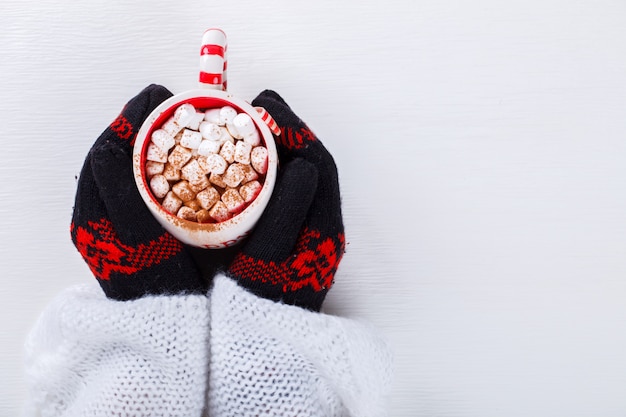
[208,275,393,417]
[23,285,210,417]
[23,276,392,416]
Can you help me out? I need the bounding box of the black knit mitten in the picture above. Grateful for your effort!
[71,85,206,301]
[227,90,345,311]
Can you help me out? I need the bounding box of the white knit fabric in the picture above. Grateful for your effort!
[23,285,211,417]
[208,275,393,417]
[23,275,392,417]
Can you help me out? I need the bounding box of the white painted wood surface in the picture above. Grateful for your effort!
[2,1,626,415]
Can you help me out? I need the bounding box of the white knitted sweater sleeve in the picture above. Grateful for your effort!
[23,283,211,417]
[24,277,392,417]
[208,274,393,417]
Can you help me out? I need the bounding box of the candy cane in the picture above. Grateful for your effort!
[199,28,227,90]
[255,106,281,136]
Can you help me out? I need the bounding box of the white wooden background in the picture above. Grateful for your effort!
[2,0,626,416]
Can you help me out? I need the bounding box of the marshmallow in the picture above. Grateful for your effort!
[233,113,256,137]
[146,143,168,163]
[222,188,245,213]
[234,141,252,164]
[181,159,205,185]
[226,122,243,140]
[219,126,235,144]
[199,122,222,140]
[196,156,210,174]
[196,209,212,223]
[196,187,220,210]
[219,141,235,163]
[187,112,205,130]
[204,108,222,124]
[223,163,245,188]
[173,103,196,128]
[177,206,197,222]
[162,191,182,214]
[209,201,230,222]
[240,163,259,183]
[162,163,181,182]
[189,175,210,193]
[240,180,262,203]
[151,129,176,152]
[184,199,201,211]
[219,106,237,125]
[168,145,193,169]
[145,161,164,177]
[243,128,261,146]
[180,129,202,149]
[251,146,268,174]
[149,175,169,199]
[161,116,184,137]
[172,180,196,202]
[198,139,221,156]
[198,153,227,175]
[209,172,227,188]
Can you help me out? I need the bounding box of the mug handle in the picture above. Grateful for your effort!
[199,28,227,90]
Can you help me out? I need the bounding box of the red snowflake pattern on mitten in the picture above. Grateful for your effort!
[71,218,183,281]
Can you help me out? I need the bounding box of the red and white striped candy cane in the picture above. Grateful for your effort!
[199,28,227,90]
[255,106,281,136]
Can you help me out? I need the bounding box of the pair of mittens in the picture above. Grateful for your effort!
[71,86,344,311]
